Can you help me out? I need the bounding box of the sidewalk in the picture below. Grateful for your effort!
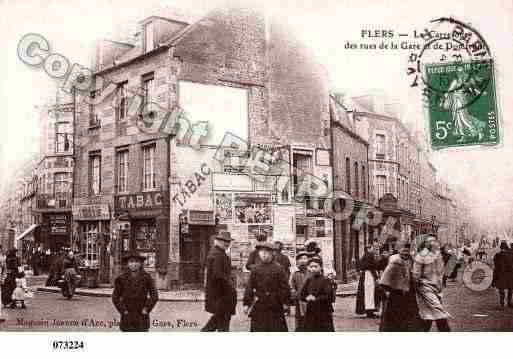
[32,275,358,302]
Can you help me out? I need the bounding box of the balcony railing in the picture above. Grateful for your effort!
[35,193,72,210]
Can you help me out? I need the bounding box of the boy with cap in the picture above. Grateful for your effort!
[299,256,335,331]
[202,231,237,331]
[112,251,158,332]
[290,251,309,331]
[243,242,291,331]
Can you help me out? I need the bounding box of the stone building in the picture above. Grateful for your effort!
[329,94,376,282]
[73,5,333,289]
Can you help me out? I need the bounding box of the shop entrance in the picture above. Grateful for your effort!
[180,225,216,286]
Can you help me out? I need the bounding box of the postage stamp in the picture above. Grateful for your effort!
[425,59,499,149]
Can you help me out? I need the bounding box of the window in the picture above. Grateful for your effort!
[144,22,155,53]
[397,178,401,199]
[142,72,154,106]
[55,123,71,153]
[376,134,385,159]
[89,153,101,195]
[117,149,129,193]
[117,82,128,121]
[354,162,359,198]
[376,175,387,201]
[345,157,351,194]
[143,144,156,190]
[84,223,99,267]
[292,151,312,197]
[54,172,70,195]
[89,90,100,127]
[362,165,366,200]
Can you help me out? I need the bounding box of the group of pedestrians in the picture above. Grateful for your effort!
[356,236,452,332]
[202,231,336,332]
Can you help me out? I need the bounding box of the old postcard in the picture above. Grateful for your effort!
[1,0,513,343]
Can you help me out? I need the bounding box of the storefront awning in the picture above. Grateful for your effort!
[15,224,38,242]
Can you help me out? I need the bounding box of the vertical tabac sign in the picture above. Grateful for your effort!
[425,59,499,149]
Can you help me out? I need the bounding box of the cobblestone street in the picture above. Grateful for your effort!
[2,278,512,332]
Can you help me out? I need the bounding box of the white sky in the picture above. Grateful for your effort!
[1,0,512,229]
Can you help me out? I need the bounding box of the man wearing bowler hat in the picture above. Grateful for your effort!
[202,231,237,331]
[112,251,159,332]
[243,241,291,331]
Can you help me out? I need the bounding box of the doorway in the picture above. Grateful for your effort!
[180,225,216,286]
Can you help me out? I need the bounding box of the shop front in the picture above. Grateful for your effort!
[40,213,71,253]
[114,191,169,288]
[72,203,111,284]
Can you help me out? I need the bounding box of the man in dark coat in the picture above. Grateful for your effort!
[112,251,158,332]
[492,241,513,307]
[202,231,237,331]
[2,249,20,307]
[243,242,291,331]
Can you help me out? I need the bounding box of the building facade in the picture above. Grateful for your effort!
[73,5,334,289]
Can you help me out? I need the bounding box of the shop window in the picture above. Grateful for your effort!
[134,221,156,269]
[142,143,156,190]
[84,223,99,267]
[134,222,156,252]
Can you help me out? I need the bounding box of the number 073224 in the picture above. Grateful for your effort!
[52,341,85,350]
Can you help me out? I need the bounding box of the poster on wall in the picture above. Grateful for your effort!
[214,192,233,224]
[233,193,272,224]
[248,225,273,242]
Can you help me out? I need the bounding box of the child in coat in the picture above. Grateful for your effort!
[299,256,335,331]
[11,276,27,309]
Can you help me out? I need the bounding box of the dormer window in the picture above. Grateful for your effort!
[144,21,155,53]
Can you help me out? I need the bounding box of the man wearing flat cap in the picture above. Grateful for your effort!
[243,241,291,331]
[112,251,158,332]
[202,231,237,331]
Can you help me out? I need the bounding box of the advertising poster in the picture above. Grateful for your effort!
[233,193,272,224]
[214,192,233,223]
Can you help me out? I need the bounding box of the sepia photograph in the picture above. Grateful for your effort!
[0,0,512,348]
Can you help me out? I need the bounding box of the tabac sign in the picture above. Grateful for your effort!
[115,191,167,213]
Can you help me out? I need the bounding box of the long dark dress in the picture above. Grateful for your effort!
[243,261,290,332]
[299,273,335,331]
[492,250,513,289]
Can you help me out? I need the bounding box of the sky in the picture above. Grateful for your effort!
[0,0,512,230]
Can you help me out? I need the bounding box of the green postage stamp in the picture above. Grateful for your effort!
[425,59,499,149]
